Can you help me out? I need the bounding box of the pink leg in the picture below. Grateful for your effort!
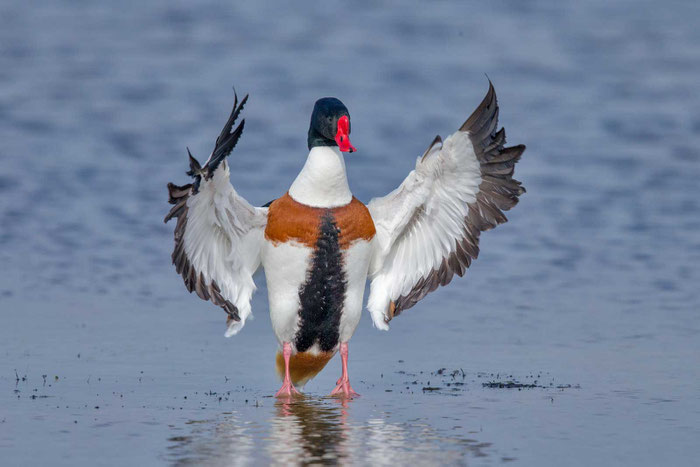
[330,342,359,397]
[275,342,301,397]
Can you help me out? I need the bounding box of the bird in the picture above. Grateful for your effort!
[164,82,525,397]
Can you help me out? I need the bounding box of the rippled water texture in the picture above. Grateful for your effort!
[1,0,699,465]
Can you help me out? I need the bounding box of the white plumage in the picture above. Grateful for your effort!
[289,146,353,208]
[262,240,311,343]
[178,163,267,336]
[367,131,482,329]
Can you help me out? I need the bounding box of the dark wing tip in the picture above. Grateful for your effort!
[215,92,248,148]
[420,134,443,162]
[459,80,497,133]
[164,182,193,223]
[207,94,247,177]
[186,147,202,173]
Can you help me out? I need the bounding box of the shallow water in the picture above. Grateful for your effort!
[1,0,700,465]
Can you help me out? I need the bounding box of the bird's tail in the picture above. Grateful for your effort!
[275,350,335,387]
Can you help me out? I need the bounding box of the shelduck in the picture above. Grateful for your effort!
[165,82,525,397]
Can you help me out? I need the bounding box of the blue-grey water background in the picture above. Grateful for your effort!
[1,0,699,465]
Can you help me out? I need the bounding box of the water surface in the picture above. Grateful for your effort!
[1,0,699,465]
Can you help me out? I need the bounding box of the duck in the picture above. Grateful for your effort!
[164,81,525,397]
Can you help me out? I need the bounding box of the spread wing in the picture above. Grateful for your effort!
[367,82,525,330]
[164,93,267,337]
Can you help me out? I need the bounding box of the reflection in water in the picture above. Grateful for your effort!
[166,397,492,466]
[167,415,255,466]
[268,397,350,464]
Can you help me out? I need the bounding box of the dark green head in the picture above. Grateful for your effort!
[307,97,356,152]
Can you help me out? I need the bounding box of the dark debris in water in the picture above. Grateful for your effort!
[389,367,580,395]
[482,379,580,390]
[483,381,538,389]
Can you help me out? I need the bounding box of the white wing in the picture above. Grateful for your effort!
[165,93,267,337]
[367,82,526,330]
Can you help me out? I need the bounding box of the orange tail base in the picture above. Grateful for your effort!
[275,350,334,387]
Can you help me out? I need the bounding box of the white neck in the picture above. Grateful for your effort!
[288,146,352,208]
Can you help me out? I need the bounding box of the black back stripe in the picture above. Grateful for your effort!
[294,212,347,353]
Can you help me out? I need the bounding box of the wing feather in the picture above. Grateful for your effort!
[367,81,525,329]
[165,93,267,336]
